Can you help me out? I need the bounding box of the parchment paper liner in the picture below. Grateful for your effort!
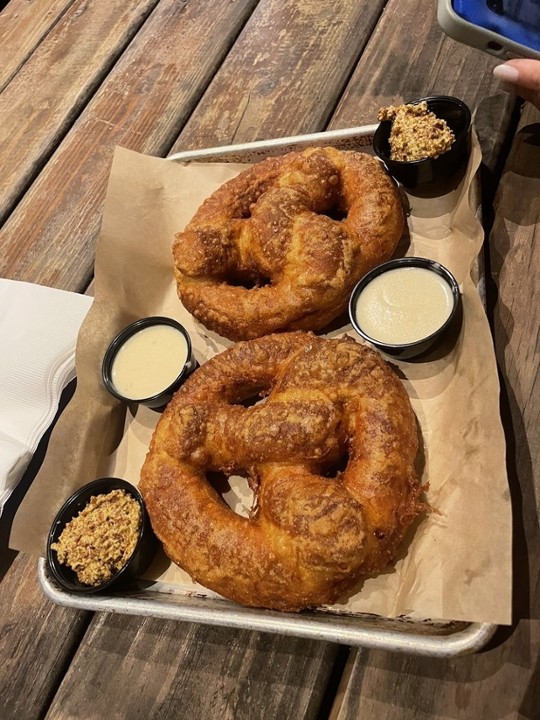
[11,134,512,625]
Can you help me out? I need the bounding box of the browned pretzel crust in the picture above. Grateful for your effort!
[140,332,424,611]
[173,147,404,340]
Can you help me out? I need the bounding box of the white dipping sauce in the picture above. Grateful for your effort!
[354,266,454,345]
[111,324,189,399]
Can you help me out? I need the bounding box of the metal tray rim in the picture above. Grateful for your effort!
[166,124,378,162]
[40,125,498,656]
[38,559,497,656]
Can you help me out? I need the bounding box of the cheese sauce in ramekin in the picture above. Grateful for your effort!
[349,258,460,360]
[111,323,189,400]
[102,317,195,408]
[353,266,454,345]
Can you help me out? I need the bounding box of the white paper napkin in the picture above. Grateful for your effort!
[0,279,92,513]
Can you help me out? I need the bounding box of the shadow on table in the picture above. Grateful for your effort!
[0,380,77,583]
[476,119,540,652]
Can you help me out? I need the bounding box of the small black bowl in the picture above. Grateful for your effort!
[102,316,196,409]
[348,257,460,360]
[46,478,159,594]
[373,96,472,189]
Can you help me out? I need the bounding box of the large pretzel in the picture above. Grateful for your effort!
[173,147,404,341]
[140,332,423,611]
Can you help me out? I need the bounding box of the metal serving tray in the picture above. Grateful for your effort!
[39,559,496,656]
[39,125,498,656]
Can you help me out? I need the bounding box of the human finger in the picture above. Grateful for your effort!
[493,60,540,109]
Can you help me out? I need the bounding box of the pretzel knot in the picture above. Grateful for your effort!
[173,147,404,340]
[140,332,424,611]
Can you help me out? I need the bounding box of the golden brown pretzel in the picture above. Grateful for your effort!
[173,147,404,340]
[140,332,424,611]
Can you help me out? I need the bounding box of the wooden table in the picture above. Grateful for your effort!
[0,1,538,717]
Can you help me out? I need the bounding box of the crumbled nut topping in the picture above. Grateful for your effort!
[51,489,141,586]
[377,101,455,162]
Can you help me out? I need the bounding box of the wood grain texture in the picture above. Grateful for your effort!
[329,104,540,720]
[0,2,349,714]
[0,376,84,720]
[0,0,258,290]
[0,553,90,720]
[327,0,515,172]
[12,4,392,717]
[169,0,387,152]
[45,613,345,720]
[0,0,160,225]
[0,0,75,92]
[1,2,536,719]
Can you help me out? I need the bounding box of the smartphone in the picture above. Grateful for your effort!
[438,0,540,60]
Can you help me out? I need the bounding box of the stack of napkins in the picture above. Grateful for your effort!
[0,279,92,514]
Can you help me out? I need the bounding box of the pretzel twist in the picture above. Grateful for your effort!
[173,147,404,340]
[140,332,423,611]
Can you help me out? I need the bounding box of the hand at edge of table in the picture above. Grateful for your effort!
[494,59,540,110]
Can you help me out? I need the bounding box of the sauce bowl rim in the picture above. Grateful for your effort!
[348,256,461,351]
[373,95,472,167]
[102,315,193,404]
[46,477,154,594]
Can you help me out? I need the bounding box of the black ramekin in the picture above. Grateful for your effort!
[46,477,158,594]
[102,316,195,409]
[348,257,461,360]
[373,95,472,189]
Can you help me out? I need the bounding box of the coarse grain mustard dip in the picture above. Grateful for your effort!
[51,489,141,585]
[377,101,455,162]
[353,266,454,345]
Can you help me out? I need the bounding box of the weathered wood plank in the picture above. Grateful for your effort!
[329,103,540,720]
[0,0,258,290]
[18,4,391,717]
[2,3,533,720]
[327,0,516,172]
[1,1,350,717]
[169,0,388,151]
[0,0,75,92]
[0,0,161,225]
[0,382,88,720]
[45,613,346,720]
[0,553,90,720]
